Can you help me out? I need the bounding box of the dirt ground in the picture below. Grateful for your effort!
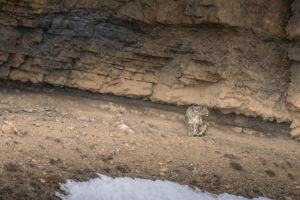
[0,81,299,200]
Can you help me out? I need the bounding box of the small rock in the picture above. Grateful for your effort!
[81,124,88,128]
[40,178,46,183]
[160,167,169,172]
[192,169,199,174]
[102,168,111,173]
[0,99,10,104]
[225,184,231,189]
[116,164,131,173]
[185,166,194,171]
[123,143,129,147]
[230,162,243,171]
[53,138,61,143]
[80,131,87,136]
[287,173,294,180]
[100,154,113,162]
[49,158,61,165]
[159,114,166,118]
[118,123,135,134]
[1,121,21,135]
[67,126,75,131]
[23,108,33,113]
[265,169,276,177]
[231,127,243,133]
[78,116,89,121]
[242,128,257,135]
[43,116,54,121]
[224,154,238,159]
[89,118,97,123]
[33,123,41,127]
[290,128,300,140]
[27,117,37,121]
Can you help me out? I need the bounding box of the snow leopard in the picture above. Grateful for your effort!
[185,105,209,136]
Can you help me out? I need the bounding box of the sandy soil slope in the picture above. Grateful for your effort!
[0,81,299,200]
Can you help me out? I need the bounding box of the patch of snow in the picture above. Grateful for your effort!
[56,174,272,200]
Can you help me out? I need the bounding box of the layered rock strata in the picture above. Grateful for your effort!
[287,0,300,140]
[0,0,299,139]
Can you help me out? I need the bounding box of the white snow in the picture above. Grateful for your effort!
[56,174,272,200]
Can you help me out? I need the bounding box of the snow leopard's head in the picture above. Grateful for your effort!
[191,105,209,116]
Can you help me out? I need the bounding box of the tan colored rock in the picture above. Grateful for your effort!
[9,70,43,83]
[290,127,300,140]
[102,79,153,98]
[117,123,135,134]
[55,49,80,63]
[69,71,105,91]
[116,0,290,36]
[143,72,158,83]
[291,113,300,129]
[1,121,20,135]
[242,128,257,136]
[181,60,221,83]
[290,112,300,140]
[231,127,243,134]
[44,71,68,86]
[151,83,291,123]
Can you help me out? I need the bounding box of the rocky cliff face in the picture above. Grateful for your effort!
[0,0,299,139]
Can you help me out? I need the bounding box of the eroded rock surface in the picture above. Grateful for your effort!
[0,0,299,139]
[287,0,300,140]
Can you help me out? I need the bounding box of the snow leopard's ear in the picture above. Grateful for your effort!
[199,105,209,116]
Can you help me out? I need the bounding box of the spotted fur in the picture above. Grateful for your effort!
[185,105,209,136]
